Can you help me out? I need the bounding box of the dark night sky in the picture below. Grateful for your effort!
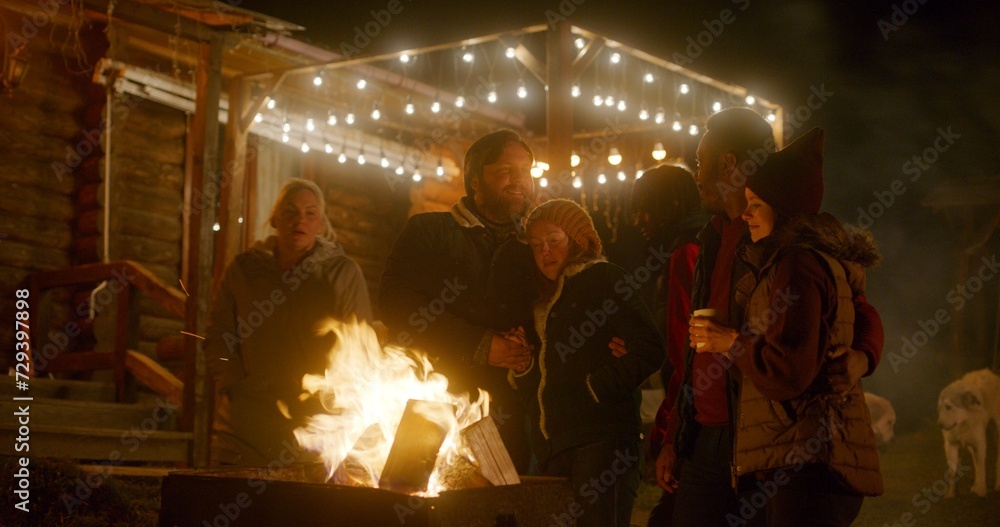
[237,0,1000,427]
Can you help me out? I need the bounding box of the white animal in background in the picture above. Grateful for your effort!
[937,368,1000,497]
[864,392,896,447]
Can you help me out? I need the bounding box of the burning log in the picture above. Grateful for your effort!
[378,400,454,494]
[461,415,521,486]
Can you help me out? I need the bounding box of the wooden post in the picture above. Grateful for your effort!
[183,34,223,466]
[213,78,250,297]
[546,21,574,199]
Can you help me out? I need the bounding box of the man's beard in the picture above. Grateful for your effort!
[479,186,531,224]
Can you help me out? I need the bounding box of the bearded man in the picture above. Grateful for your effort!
[379,129,537,470]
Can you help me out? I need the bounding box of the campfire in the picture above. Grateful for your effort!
[159,321,574,527]
[292,320,518,495]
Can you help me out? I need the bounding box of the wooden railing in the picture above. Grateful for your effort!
[24,260,193,431]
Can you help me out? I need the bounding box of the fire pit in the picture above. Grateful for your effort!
[158,464,574,527]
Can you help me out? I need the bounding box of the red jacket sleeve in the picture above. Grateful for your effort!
[851,294,884,376]
[650,242,699,449]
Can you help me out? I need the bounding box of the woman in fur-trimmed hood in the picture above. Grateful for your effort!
[689,128,884,527]
[509,199,664,527]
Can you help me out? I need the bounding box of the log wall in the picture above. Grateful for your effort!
[0,9,95,369]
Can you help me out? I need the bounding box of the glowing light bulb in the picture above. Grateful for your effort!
[371,103,381,120]
[313,73,323,86]
[636,168,644,179]
[381,156,390,168]
[604,95,614,107]
[412,170,422,182]
[301,142,310,153]
[281,133,289,143]
[644,72,654,83]
[517,81,527,99]
[356,78,367,90]
[338,152,347,163]
[573,176,582,188]
[745,95,756,105]
[617,171,627,182]
[639,108,649,121]
[505,46,516,58]
[654,109,665,124]
[652,142,666,161]
[238,217,243,224]
[539,177,548,188]
[530,165,543,178]
[571,84,580,98]
[400,54,411,63]
[617,99,627,112]
[571,151,580,167]
[431,97,441,113]
[575,38,585,49]
[712,101,722,112]
[396,165,404,175]
[325,143,333,154]
[254,112,263,123]
[345,112,355,125]
[455,95,465,108]
[405,97,415,115]
[598,173,607,185]
[266,97,275,110]
[436,161,445,177]
[488,87,497,103]
[680,83,690,95]
[689,124,699,136]
[212,222,220,232]
[610,52,621,64]
[327,111,337,126]
[357,154,366,165]
[608,147,622,166]
[767,111,776,123]
[462,49,474,63]
[672,120,682,132]
[282,117,290,132]
[593,94,603,107]
[306,117,315,131]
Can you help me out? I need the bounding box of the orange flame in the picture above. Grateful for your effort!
[293,319,488,495]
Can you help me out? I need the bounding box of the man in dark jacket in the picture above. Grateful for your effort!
[379,129,537,470]
[656,108,885,527]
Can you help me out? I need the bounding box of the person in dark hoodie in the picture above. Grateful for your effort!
[512,198,664,527]
[627,165,709,527]
[690,128,883,526]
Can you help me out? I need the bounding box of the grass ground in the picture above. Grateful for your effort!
[631,426,1000,526]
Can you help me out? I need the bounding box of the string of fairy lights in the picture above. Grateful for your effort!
[252,32,778,188]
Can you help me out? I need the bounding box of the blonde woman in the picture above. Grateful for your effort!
[206,178,372,465]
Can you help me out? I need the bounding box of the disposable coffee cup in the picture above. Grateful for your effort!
[691,308,720,322]
[691,308,720,348]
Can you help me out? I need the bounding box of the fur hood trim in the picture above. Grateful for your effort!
[774,213,881,269]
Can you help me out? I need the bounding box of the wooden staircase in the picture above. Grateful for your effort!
[0,377,191,463]
[14,260,198,466]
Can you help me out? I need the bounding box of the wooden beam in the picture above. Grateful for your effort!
[570,24,782,111]
[213,77,249,298]
[515,44,547,85]
[546,21,574,199]
[572,37,605,80]
[184,34,224,466]
[125,350,184,407]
